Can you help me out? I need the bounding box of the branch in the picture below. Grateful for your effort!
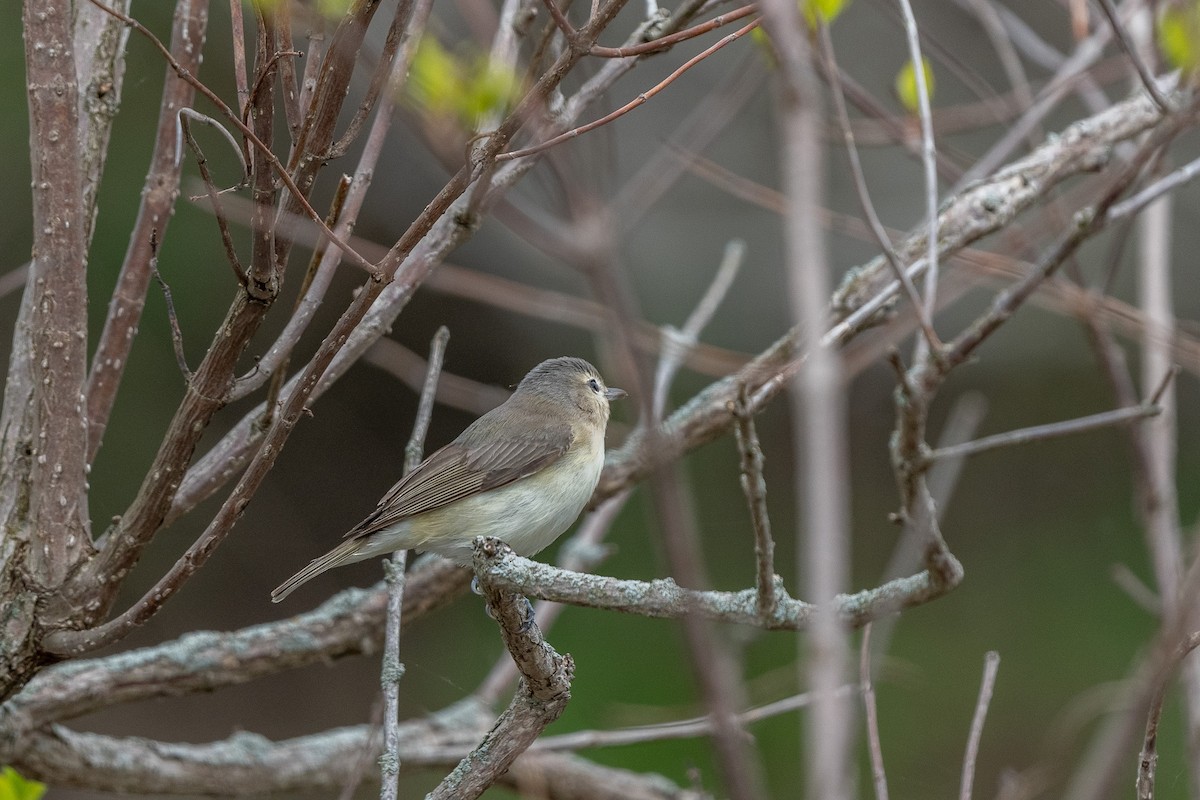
[46,0,635,659]
[959,651,1000,800]
[86,0,374,273]
[730,384,776,619]
[498,17,760,161]
[0,560,467,755]
[22,0,92,587]
[927,399,1164,463]
[85,0,201,462]
[13,722,705,799]
[381,326,448,799]
[829,84,1180,331]
[428,538,576,800]
[474,542,959,630]
[892,0,942,364]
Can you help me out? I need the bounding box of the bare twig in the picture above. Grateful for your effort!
[275,0,301,140]
[261,174,351,427]
[230,0,434,403]
[474,538,960,639]
[86,0,208,465]
[590,4,755,56]
[429,538,576,800]
[536,686,856,750]
[228,0,248,114]
[653,240,744,419]
[860,625,889,800]
[148,232,192,381]
[1093,0,1171,113]
[380,327,449,799]
[178,110,248,285]
[87,0,375,273]
[761,2,851,798]
[498,18,760,162]
[927,401,1163,462]
[816,21,939,351]
[731,383,776,619]
[893,0,941,364]
[1109,155,1200,221]
[960,651,1000,800]
[327,0,414,159]
[11,720,704,798]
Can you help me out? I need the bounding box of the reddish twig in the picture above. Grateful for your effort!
[86,0,374,273]
[590,4,755,56]
[228,0,249,114]
[497,17,759,161]
[86,0,209,465]
[148,232,192,381]
[178,110,248,285]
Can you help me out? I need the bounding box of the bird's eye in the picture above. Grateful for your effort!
[588,378,601,393]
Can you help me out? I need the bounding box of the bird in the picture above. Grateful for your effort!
[271,356,626,602]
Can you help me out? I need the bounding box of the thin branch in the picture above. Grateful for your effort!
[230,0,434,403]
[893,0,941,364]
[262,173,352,428]
[815,20,940,353]
[927,401,1163,462]
[228,0,248,114]
[148,232,192,381]
[497,18,760,162]
[540,0,577,38]
[86,0,208,465]
[1093,0,1171,114]
[1,561,467,748]
[12,723,704,798]
[327,0,414,159]
[87,0,375,273]
[760,3,851,799]
[429,538,576,800]
[536,686,856,750]
[1138,631,1200,800]
[828,84,1179,342]
[653,239,744,419]
[952,16,1116,189]
[1109,155,1200,221]
[959,651,1000,800]
[381,326,449,800]
[731,383,776,619]
[860,624,889,800]
[275,0,302,140]
[590,4,756,56]
[178,110,248,285]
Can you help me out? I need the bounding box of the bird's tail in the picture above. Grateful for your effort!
[271,538,366,603]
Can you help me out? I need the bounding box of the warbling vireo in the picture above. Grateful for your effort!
[271,356,625,602]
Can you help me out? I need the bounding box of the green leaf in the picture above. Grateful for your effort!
[803,0,849,26]
[894,56,935,114]
[409,37,465,117]
[0,767,47,800]
[408,37,521,126]
[1159,4,1200,73]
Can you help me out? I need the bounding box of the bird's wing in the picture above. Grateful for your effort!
[343,423,574,539]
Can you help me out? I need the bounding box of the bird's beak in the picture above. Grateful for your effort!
[605,387,627,401]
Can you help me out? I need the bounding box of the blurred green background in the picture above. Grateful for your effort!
[5,0,1200,797]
